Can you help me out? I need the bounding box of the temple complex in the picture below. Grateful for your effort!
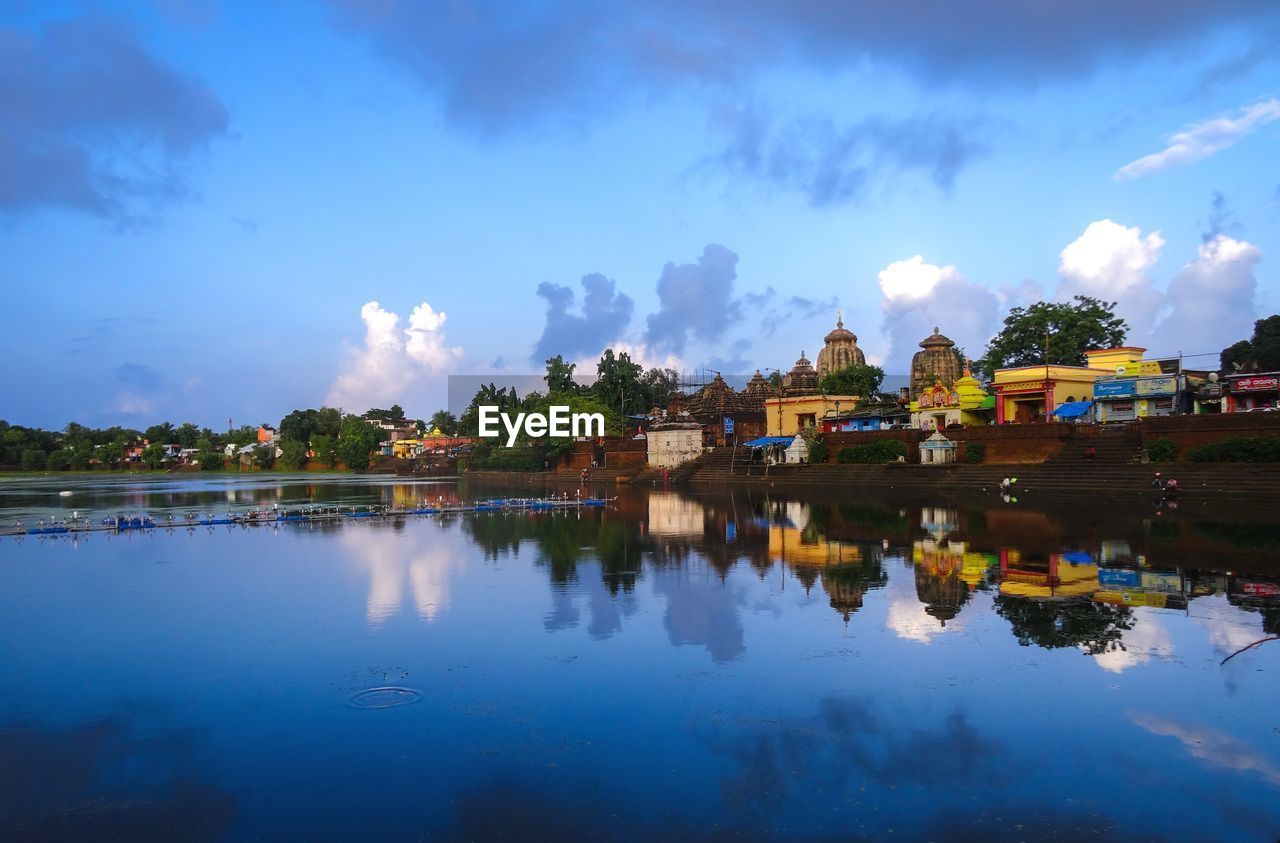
[911,359,994,429]
[816,312,866,377]
[764,351,859,436]
[781,351,821,396]
[742,370,774,405]
[909,327,963,399]
[685,373,765,446]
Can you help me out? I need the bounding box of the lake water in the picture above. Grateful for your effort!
[1,474,1278,842]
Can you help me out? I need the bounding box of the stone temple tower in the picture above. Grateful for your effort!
[816,311,866,377]
[910,327,962,399]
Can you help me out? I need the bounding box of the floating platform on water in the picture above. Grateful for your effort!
[3,496,613,538]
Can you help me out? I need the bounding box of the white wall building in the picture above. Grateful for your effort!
[646,422,703,468]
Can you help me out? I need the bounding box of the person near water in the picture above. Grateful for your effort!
[1085,444,1096,461]
[1151,472,1164,490]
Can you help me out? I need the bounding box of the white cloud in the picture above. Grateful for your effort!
[878,255,961,303]
[343,527,461,624]
[326,300,462,414]
[1130,712,1280,787]
[1115,98,1280,180]
[1057,219,1166,339]
[1154,235,1261,354]
[1059,220,1164,293]
[571,340,684,376]
[876,256,1000,372]
[1088,612,1174,673]
[115,391,155,415]
[1054,219,1262,354]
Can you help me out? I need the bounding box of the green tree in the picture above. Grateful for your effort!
[141,442,167,470]
[978,295,1128,377]
[96,440,124,470]
[69,441,92,470]
[364,405,405,421]
[428,410,459,435]
[310,434,338,468]
[591,348,644,416]
[175,422,201,448]
[196,437,223,471]
[1220,315,1280,373]
[544,355,578,394]
[45,449,72,471]
[253,443,276,469]
[337,416,382,470]
[638,367,679,410]
[280,439,309,470]
[20,448,46,471]
[227,425,258,447]
[819,363,885,400]
[145,422,176,444]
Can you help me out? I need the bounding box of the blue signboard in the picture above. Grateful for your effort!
[723,417,734,435]
[1099,568,1142,588]
[1094,380,1137,398]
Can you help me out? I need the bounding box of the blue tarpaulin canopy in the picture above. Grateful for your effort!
[743,436,793,448]
[1050,400,1094,418]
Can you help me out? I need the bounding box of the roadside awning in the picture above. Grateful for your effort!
[743,436,793,448]
[1050,400,1094,418]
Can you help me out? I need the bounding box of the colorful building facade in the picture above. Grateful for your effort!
[910,369,994,429]
[990,365,1101,424]
[1225,373,1280,413]
[764,395,860,436]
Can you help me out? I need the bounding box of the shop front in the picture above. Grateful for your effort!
[990,365,1100,425]
[1092,374,1181,422]
[1226,373,1280,413]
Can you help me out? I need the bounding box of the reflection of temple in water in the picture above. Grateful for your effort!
[908,507,995,626]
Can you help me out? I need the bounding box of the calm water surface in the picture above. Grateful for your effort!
[1,475,1278,841]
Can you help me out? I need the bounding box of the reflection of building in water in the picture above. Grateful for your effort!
[648,493,705,538]
[920,507,959,540]
[998,549,1099,599]
[1228,577,1280,634]
[769,526,862,568]
[822,564,883,622]
[914,563,968,624]
[1094,567,1188,610]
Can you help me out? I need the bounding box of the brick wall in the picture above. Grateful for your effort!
[1139,413,1280,459]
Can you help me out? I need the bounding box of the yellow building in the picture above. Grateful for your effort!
[910,367,995,429]
[763,395,859,436]
[990,364,1103,424]
[391,439,422,459]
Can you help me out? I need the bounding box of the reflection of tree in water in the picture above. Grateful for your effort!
[821,556,889,621]
[0,710,235,841]
[995,595,1134,655]
[462,512,649,592]
[915,565,969,625]
[837,501,909,532]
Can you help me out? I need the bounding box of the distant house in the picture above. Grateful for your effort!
[257,425,278,443]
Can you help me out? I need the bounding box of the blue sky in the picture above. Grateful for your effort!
[2,1,1278,427]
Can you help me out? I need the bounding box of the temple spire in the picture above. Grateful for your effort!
[836,308,844,329]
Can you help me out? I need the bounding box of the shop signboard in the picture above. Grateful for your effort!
[1099,568,1141,588]
[1233,375,1279,392]
[1136,376,1178,396]
[1095,380,1136,398]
